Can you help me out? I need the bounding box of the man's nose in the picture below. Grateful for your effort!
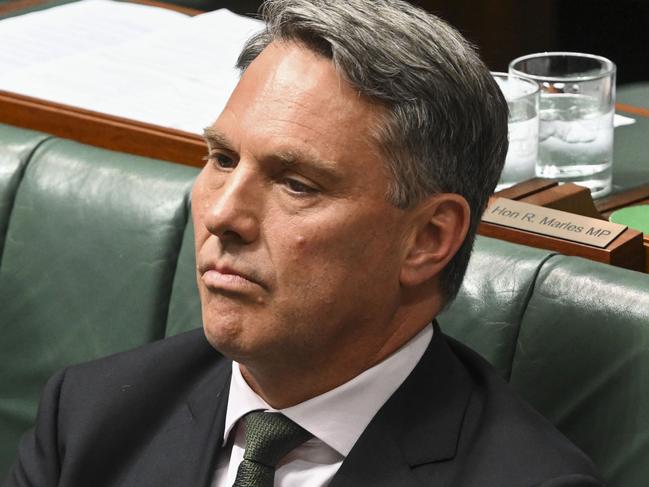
[202,166,260,244]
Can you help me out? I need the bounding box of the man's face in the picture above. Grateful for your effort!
[192,42,411,374]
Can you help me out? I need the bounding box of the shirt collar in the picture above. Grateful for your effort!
[222,324,433,457]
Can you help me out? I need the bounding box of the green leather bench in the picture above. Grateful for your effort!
[1,122,649,486]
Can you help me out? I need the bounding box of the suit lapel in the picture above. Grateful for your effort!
[329,322,474,487]
[128,339,232,487]
[124,322,474,487]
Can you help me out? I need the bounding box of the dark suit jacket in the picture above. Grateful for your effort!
[5,323,604,486]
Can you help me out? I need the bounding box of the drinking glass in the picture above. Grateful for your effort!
[509,52,616,198]
[492,72,539,191]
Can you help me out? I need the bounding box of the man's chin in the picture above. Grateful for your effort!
[201,317,267,364]
[203,320,241,355]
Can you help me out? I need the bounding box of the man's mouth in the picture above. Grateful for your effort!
[198,263,265,293]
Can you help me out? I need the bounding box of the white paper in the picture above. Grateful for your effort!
[0,0,187,73]
[614,113,636,128]
[0,1,263,134]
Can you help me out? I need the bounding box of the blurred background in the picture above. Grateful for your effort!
[1,0,646,83]
[200,0,649,85]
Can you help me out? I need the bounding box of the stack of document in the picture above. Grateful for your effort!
[0,0,264,134]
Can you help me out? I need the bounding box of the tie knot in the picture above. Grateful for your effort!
[242,411,312,468]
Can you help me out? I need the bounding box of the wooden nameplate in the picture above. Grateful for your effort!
[478,178,646,272]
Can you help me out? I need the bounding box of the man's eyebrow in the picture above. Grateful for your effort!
[275,149,338,173]
[202,127,235,152]
[202,127,342,180]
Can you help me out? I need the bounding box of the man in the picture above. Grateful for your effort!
[6,0,603,486]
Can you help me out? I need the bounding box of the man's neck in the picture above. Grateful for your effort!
[238,315,437,408]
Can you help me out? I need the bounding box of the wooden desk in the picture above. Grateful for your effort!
[0,90,208,167]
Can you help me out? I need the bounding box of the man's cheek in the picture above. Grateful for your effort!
[285,236,343,272]
[295,234,307,248]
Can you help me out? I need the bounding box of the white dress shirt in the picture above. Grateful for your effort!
[212,324,433,487]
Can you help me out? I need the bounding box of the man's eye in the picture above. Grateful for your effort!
[206,153,236,169]
[284,178,318,195]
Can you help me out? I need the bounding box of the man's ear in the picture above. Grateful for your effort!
[400,193,470,288]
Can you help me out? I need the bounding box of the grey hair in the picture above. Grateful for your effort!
[236,0,508,303]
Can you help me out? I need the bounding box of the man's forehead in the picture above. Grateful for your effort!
[232,41,381,122]
[208,43,384,158]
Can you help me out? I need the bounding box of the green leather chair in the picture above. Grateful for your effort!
[0,123,201,479]
[1,122,649,486]
[440,241,649,487]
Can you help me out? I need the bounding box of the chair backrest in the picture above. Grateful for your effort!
[441,241,649,487]
[0,124,199,477]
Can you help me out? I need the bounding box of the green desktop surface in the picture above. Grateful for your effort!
[609,205,649,233]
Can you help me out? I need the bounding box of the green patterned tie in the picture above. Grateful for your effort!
[232,411,313,487]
